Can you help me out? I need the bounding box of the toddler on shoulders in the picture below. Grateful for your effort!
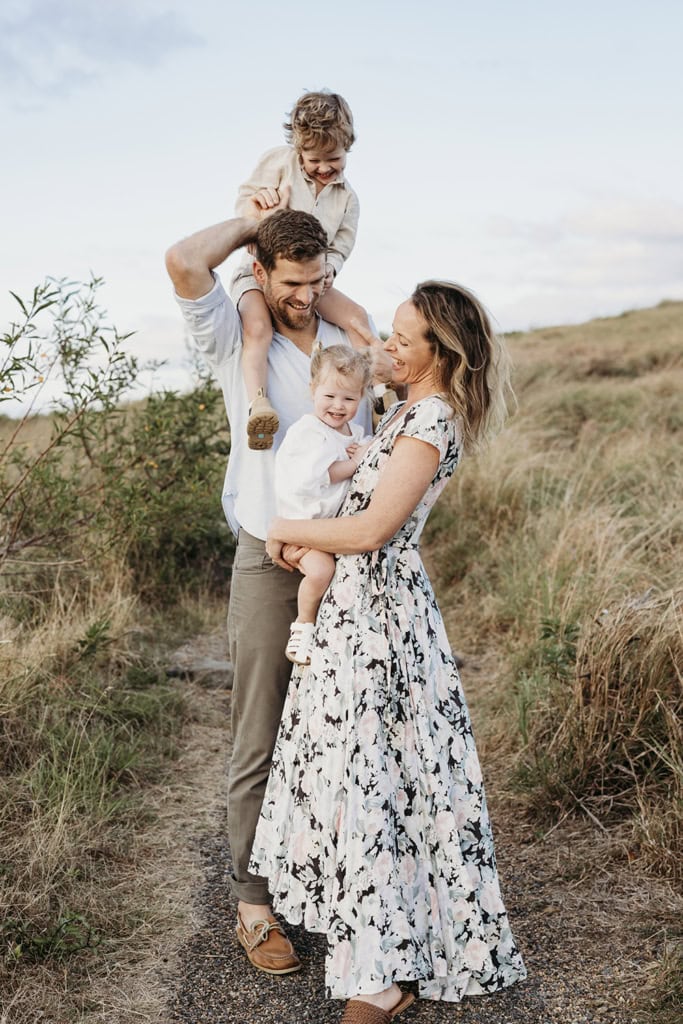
[232,90,374,450]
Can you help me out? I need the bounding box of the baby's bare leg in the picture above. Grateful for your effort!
[317,286,374,351]
[296,548,336,622]
[238,289,274,403]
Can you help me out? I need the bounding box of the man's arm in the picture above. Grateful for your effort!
[165,217,259,300]
[165,186,291,299]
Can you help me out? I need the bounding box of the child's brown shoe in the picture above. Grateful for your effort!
[247,390,279,450]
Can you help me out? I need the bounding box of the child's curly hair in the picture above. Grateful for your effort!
[284,90,355,153]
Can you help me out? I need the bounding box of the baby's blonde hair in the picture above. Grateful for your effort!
[310,344,372,394]
[284,90,355,153]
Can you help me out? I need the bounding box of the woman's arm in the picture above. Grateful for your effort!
[267,434,440,562]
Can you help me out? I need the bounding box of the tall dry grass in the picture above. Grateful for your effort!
[425,300,683,883]
[1,281,234,1018]
[0,562,182,959]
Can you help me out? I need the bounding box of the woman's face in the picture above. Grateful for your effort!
[383,301,437,390]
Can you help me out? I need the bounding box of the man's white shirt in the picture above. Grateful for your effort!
[174,273,372,540]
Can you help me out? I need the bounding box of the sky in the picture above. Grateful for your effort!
[1,0,682,405]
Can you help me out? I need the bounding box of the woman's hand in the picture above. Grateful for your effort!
[266,517,308,570]
[265,536,289,569]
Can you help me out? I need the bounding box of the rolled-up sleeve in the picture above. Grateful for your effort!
[174,274,241,368]
[327,187,360,277]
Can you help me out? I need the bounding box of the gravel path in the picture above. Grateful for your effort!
[163,657,674,1024]
[166,824,640,1024]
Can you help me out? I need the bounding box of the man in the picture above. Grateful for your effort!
[165,200,379,975]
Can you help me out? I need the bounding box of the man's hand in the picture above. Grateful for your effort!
[349,317,394,384]
[266,515,308,571]
[322,263,336,293]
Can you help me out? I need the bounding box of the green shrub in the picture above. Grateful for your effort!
[1,278,234,620]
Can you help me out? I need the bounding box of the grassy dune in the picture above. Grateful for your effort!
[425,299,682,882]
[1,299,681,1017]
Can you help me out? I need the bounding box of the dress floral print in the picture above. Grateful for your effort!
[250,396,527,1000]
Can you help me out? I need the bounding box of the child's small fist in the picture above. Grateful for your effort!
[253,187,281,209]
[244,184,291,221]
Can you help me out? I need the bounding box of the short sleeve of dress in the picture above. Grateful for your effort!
[397,398,457,460]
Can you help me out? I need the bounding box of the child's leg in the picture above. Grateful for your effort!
[238,290,279,450]
[296,548,336,622]
[285,549,336,666]
[317,287,374,351]
[239,290,273,403]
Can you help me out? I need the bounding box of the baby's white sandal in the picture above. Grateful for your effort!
[285,622,315,665]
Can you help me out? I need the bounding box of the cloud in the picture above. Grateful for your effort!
[0,0,202,101]
[566,199,683,245]
[492,197,683,243]
[480,197,683,327]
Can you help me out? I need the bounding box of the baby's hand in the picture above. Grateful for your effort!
[347,441,371,467]
[282,543,309,569]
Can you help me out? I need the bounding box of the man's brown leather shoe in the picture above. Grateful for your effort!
[235,913,302,975]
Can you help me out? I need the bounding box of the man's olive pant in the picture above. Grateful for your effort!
[226,528,299,904]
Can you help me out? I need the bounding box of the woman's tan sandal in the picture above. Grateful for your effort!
[247,391,280,450]
[235,913,301,975]
[340,991,415,1023]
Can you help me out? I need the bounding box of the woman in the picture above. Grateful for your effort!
[253,281,527,1022]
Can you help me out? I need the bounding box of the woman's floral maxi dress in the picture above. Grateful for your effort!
[250,396,527,1000]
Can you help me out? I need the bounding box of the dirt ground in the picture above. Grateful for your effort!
[78,627,680,1024]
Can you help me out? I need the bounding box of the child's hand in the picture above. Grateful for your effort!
[282,543,309,569]
[347,441,371,467]
[323,263,335,293]
[244,184,291,221]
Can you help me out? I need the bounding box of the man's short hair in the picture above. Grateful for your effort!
[255,210,328,272]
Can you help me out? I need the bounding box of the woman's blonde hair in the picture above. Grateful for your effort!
[310,344,372,393]
[411,280,512,452]
[284,90,355,153]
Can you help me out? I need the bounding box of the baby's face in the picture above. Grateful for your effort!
[299,145,347,189]
[311,368,362,432]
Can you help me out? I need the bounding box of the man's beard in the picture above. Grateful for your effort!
[276,302,317,330]
[263,283,319,331]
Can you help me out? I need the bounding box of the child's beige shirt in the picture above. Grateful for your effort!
[231,145,360,304]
